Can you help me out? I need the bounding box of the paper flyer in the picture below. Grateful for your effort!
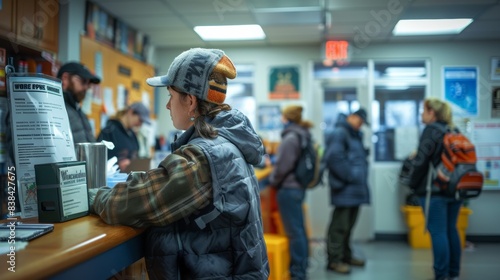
[471,121,500,190]
[7,73,77,218]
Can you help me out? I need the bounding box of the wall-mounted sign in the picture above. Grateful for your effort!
[491,57,500,80]
[118,65,131,76]
[269,66,300,99]
[324,40,349,62]
[493,87,500,118]
[472,121,500,190]
[442,66,478,117]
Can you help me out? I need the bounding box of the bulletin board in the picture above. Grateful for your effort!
[79,35,155,136]
[471,121,500,190]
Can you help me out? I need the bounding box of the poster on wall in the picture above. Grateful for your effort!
[258,104,282,131]
[471,121,500,190]
[442,66,478,117]
[269,66,300,99]
[7,73,77,218]
[492,87,500,118]
[491,57,500,80]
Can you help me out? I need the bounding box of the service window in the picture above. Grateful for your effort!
[371,60,428,162]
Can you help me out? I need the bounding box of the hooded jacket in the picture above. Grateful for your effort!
[97,119,140,161]
[324,114,370,206]
[407,121,447,196]
[269,122,311,189]
[92,109,269,279]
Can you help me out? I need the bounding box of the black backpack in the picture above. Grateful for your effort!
[294,133,323,189]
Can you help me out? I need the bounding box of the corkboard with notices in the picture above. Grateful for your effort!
[79,35,155,137]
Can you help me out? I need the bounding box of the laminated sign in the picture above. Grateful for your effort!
[7,73,77,218]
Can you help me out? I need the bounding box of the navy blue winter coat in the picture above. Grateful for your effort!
[324,114,370,206]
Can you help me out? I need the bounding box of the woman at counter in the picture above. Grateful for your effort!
[89,48,269,279]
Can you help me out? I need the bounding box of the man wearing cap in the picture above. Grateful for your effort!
[97,102,151,172]
[323,108,371,274]
[57,62,101,143]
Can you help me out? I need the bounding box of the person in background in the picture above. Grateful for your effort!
[323,108,370,274]
[407,98,461,280]
[89,48,269,279]
[154,134,168,151]
[255,135,272,191]
[97,102,151,172]
[57,62,101,143]
[269,104,313,280]
[135,119,153,158]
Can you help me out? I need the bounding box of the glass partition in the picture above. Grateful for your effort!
[372,60,429,162]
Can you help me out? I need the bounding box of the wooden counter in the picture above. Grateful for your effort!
[0,167,272,279]
[0,215,145,280]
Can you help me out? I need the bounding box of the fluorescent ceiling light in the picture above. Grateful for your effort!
[384,82,410,90]
[194,25,266,41]
[393,19,473,36]
[385,67,426,77]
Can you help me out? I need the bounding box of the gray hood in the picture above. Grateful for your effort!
[208,109,264,166]
[172,109,264,166]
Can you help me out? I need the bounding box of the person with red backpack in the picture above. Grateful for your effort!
[407,98,462,280]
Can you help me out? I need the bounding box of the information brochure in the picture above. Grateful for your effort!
[7,73,77,218]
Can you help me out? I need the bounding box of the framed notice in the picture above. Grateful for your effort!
[7,73,77,218]
[269,66,300,100]
[493,87,500,118]
[471,121,500,190]
[491,57,500,81]
[258,104,282,131]
[442,66,479,117]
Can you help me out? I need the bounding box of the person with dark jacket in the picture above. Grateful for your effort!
[407,97,462,280]
[97,102,151,172]
[269,104,313,280]
[324,108,370,274]
[89,48,269,279]
[57,62,101,143]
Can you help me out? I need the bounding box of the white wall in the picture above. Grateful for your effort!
[57,0,499,238]
[151,41,500,239]
[58,0,86,62]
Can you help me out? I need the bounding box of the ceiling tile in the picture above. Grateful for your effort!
[183,12,256,26]
[125,16,187,30]
[85,0,500,48]
[255,11,322,25]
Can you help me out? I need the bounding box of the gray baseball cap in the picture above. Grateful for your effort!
[146,48,236,104]
[130,102,151,125]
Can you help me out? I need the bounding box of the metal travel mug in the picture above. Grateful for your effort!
[75,142,107,189]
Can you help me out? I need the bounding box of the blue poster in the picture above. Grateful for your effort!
[443,66,478,117]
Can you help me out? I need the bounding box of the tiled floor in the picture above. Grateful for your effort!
[305,240,500,280]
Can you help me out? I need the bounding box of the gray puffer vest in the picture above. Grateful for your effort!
[63,91,95,143]
[145,135,269,279]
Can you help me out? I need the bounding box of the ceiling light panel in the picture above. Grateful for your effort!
[393,19,473,35]
[194,25,266,41]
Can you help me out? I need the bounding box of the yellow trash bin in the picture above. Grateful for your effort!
[401,206,472,249]
[264,233,290,280]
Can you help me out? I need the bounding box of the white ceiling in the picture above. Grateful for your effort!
[92,0,500,49]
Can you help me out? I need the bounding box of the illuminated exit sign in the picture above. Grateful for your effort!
[324,40,349,62]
